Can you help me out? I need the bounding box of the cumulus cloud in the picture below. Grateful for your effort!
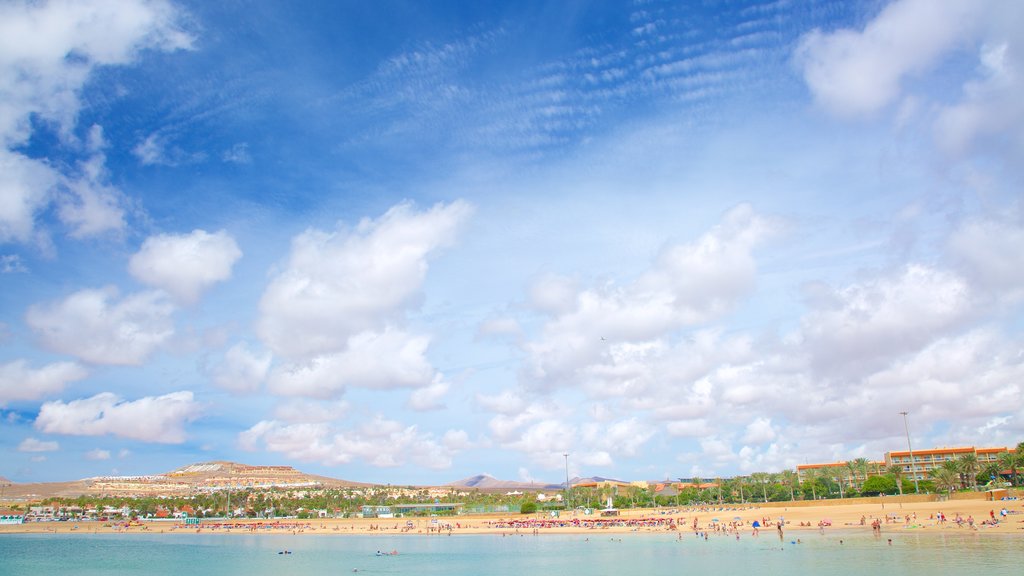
[522,205,773,390]
[407,375,450,411]
[85,448,111,461]
[0,359,88,404]
[257,200,472,359]
[212,342,271,394]
[267,329,437,398]
[794,0,986,117]
[948,217,1024,297]
[56,125,126,238]
[18,437,59,452]
[26,287,174,365]
[0,0,191,244]
[239,417,462,469]
[799,265,973,376]
[129,229,243,304]
[795,0,1024,162]
[35,391,200,443]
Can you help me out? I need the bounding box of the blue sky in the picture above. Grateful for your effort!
[2,0,1023,485]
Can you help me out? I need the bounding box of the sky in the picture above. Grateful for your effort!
[1,0,1023,486]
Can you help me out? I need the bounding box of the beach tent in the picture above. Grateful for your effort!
[751,520,760,528]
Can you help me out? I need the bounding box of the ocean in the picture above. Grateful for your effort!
[1,531,1020,575]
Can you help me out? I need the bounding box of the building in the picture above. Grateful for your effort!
[884,446,1009,481]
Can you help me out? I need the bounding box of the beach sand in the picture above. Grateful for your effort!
[2,496,1022,537]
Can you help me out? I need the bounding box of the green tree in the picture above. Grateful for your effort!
[930,466,959,495]
[520,501,538,514]
[852,458,871,489]
[801,468,819,501]
[996,451,1020,486]
[779,470,798,501]
[861,475,897,496]
[885,464,904,495]
[957,454,980,489]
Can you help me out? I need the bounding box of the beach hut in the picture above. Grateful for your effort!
[985,488,1008,501]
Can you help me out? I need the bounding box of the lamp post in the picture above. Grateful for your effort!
[900,411,921,494]
[563,453,571,510]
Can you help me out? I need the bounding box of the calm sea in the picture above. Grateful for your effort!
[0,531,1020,575]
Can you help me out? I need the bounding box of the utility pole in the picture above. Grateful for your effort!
[563,453,571,510]
[900,411,921,494]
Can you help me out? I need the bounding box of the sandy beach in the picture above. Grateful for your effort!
[3,496,1022,537]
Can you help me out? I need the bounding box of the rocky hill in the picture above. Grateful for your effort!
[0,461,368,500]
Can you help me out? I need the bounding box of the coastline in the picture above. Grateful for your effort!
[2,497,1021,537]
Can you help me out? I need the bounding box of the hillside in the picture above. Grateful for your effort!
[0,461,368,500]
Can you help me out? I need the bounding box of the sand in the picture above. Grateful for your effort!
[2,496,1022,536]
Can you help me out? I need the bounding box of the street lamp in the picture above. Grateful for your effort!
[900,411,921,494]
[563,453,571,510]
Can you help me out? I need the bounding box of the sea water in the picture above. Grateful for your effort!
[0,531,1020,575]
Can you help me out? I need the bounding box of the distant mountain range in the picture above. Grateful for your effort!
[446,474,629,491]
[0,462,632,500]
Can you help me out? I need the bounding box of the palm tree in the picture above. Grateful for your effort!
[957,454,980,489]
[802,468,818,500]
[997,451,1020,486]
[779,470,798,501]
[930,466,959,495]
[844,461,858,491]
[885,464,904,495]
[853,458,870,489]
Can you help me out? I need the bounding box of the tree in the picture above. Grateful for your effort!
[520,501,538,514]
[997,451,1020,486]
[852,458,870,489]
[930,467,959,495]
[885,464,904,495]
[779,470,798,501]
[957,454,980,489]
[803,468,818,500]
[844,461,858,490]
[861,475,897,496]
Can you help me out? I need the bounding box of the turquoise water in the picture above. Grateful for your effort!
[0,531,1020,575]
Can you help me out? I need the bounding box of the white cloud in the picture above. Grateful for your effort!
[799,265,973,376]
[1,254,28,273]
[0,150,58,243]
[212,342,271,393]
[0,0,191,244]
[794,0,987,117]
[521,205,773,390]
[935,37,1024,159]
[742,417,777,444]
[267,329,436,398]
[56,126,126,238]
[0,359,88,404]
[407,375,450,411]
[239,416,461,469]
[271,399,350,424]
[18,437,59,452]
[257,200,472,359]
[949,217,1024,297]
[129,229,242,304]
[85,448,111,461]
[35,391,200,443]
[26,287,174,365]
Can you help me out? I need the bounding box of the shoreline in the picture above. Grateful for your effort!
[2,498,1022,537]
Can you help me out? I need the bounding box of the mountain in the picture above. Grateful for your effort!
[447,474,562,491]
[0,461,368,500]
